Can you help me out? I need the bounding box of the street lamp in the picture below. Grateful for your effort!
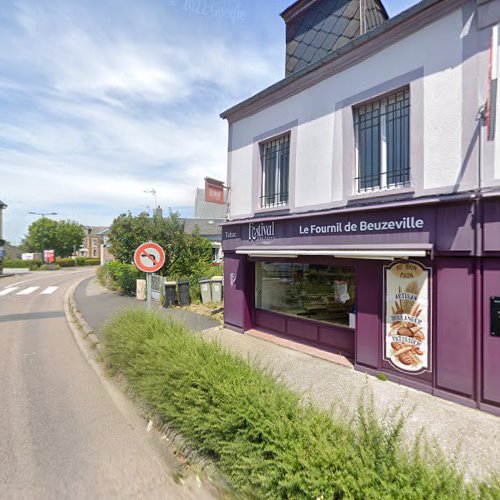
[28,211,58,263]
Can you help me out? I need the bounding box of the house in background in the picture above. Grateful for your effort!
[79,226,109,259]
[185,186,227,262]
[97,228,113,265]
[221,0,500,414]
[194,187,228,219]
[5,242,22,260]
[181,218,224,262]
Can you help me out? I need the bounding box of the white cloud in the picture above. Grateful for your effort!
[0,0,284,243]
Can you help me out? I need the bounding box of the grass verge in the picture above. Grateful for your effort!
[102,309,499,499]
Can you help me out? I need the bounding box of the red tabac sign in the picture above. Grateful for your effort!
[205,179,225,205]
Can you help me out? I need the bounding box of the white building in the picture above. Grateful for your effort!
[221,0,500,414]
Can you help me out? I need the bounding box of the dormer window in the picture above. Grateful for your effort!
[354,88,410,192]
[260,134,290,208]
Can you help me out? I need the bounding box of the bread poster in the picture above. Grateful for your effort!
[384,260,431,374]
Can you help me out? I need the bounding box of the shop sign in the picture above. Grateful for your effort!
[298,216,424,235]
[248,221,275,241]
[383,260,431,374]
[205,181,225,204]
[44,249,55,263]
[224,230,238,240]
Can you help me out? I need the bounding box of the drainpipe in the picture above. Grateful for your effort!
[474,103,487,407]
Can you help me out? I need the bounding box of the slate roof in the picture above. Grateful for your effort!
[221,0,444,121]
[283,0,388,76]
[84,226,109,237]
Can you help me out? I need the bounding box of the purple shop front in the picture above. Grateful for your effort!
[222,197,500,414]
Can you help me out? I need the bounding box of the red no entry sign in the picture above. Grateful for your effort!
[134,242,166,273]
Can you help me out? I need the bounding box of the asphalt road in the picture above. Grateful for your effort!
[0,269,219,499]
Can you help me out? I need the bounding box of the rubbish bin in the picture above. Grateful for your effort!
[210,276,223,303]
[164,281,177,308]
[178,280,190,306]
[199,277,212,304]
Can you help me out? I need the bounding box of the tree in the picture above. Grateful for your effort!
[56,221,87,257]
[22,219,85,258]
[108,210,213,278]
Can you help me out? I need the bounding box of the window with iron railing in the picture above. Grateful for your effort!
[354,88,410,192]
[260,134,290,208]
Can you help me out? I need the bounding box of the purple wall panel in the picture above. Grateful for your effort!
[223,202,475,255]
[435,204,474,252]
[435,259,475,397]
[319,327,354,354]
[483,201,500,252]
[254,310,286,333]
[287,318,318,341]
[354,261,382,369]
[482,259,500,404]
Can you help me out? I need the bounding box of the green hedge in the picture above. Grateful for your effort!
[102,309,499,499]
[55,257,100,267]
[97,262,143,295]
[3,257,100,269]
[3,259,42,270]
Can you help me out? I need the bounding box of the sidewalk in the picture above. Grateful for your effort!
[74,277,500,480]
[74,276,219,341]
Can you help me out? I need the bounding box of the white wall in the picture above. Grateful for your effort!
[228,6,482,219]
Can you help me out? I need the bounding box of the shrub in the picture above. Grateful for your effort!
[102,310,499,500]
[82,258,100,266]
[55,258,76,267]
[39,263,61,271]
[74,257,100,266]
[3,259,42,270]
[98,261,143,295]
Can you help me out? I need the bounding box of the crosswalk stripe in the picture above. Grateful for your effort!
[16,287,40,296]
[0,287,18,296]
[41,286,58,295]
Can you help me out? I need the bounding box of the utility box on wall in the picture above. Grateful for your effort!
[490,297,500,337]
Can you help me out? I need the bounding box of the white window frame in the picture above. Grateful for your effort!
[260,133,290,209]
[354,88,410,193]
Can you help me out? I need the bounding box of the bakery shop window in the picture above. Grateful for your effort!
[255,262,355,328]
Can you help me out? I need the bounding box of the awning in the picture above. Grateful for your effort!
[235,244,432,261]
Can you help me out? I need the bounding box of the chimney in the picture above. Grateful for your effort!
[154,206,163,219]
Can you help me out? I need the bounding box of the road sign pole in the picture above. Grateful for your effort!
[146,273,152,311]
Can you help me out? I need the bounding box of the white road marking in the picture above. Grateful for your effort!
[41,286,58,295]
[4,268,93,289]
[0,287,18,296]
[16,287,40,296]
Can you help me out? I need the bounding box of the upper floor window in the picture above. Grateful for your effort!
[260,134,290,208]
[354,88,410,192]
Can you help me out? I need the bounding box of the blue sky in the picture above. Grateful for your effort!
[1,0,420,244]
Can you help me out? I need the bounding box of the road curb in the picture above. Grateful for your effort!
[65,276,103,354]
